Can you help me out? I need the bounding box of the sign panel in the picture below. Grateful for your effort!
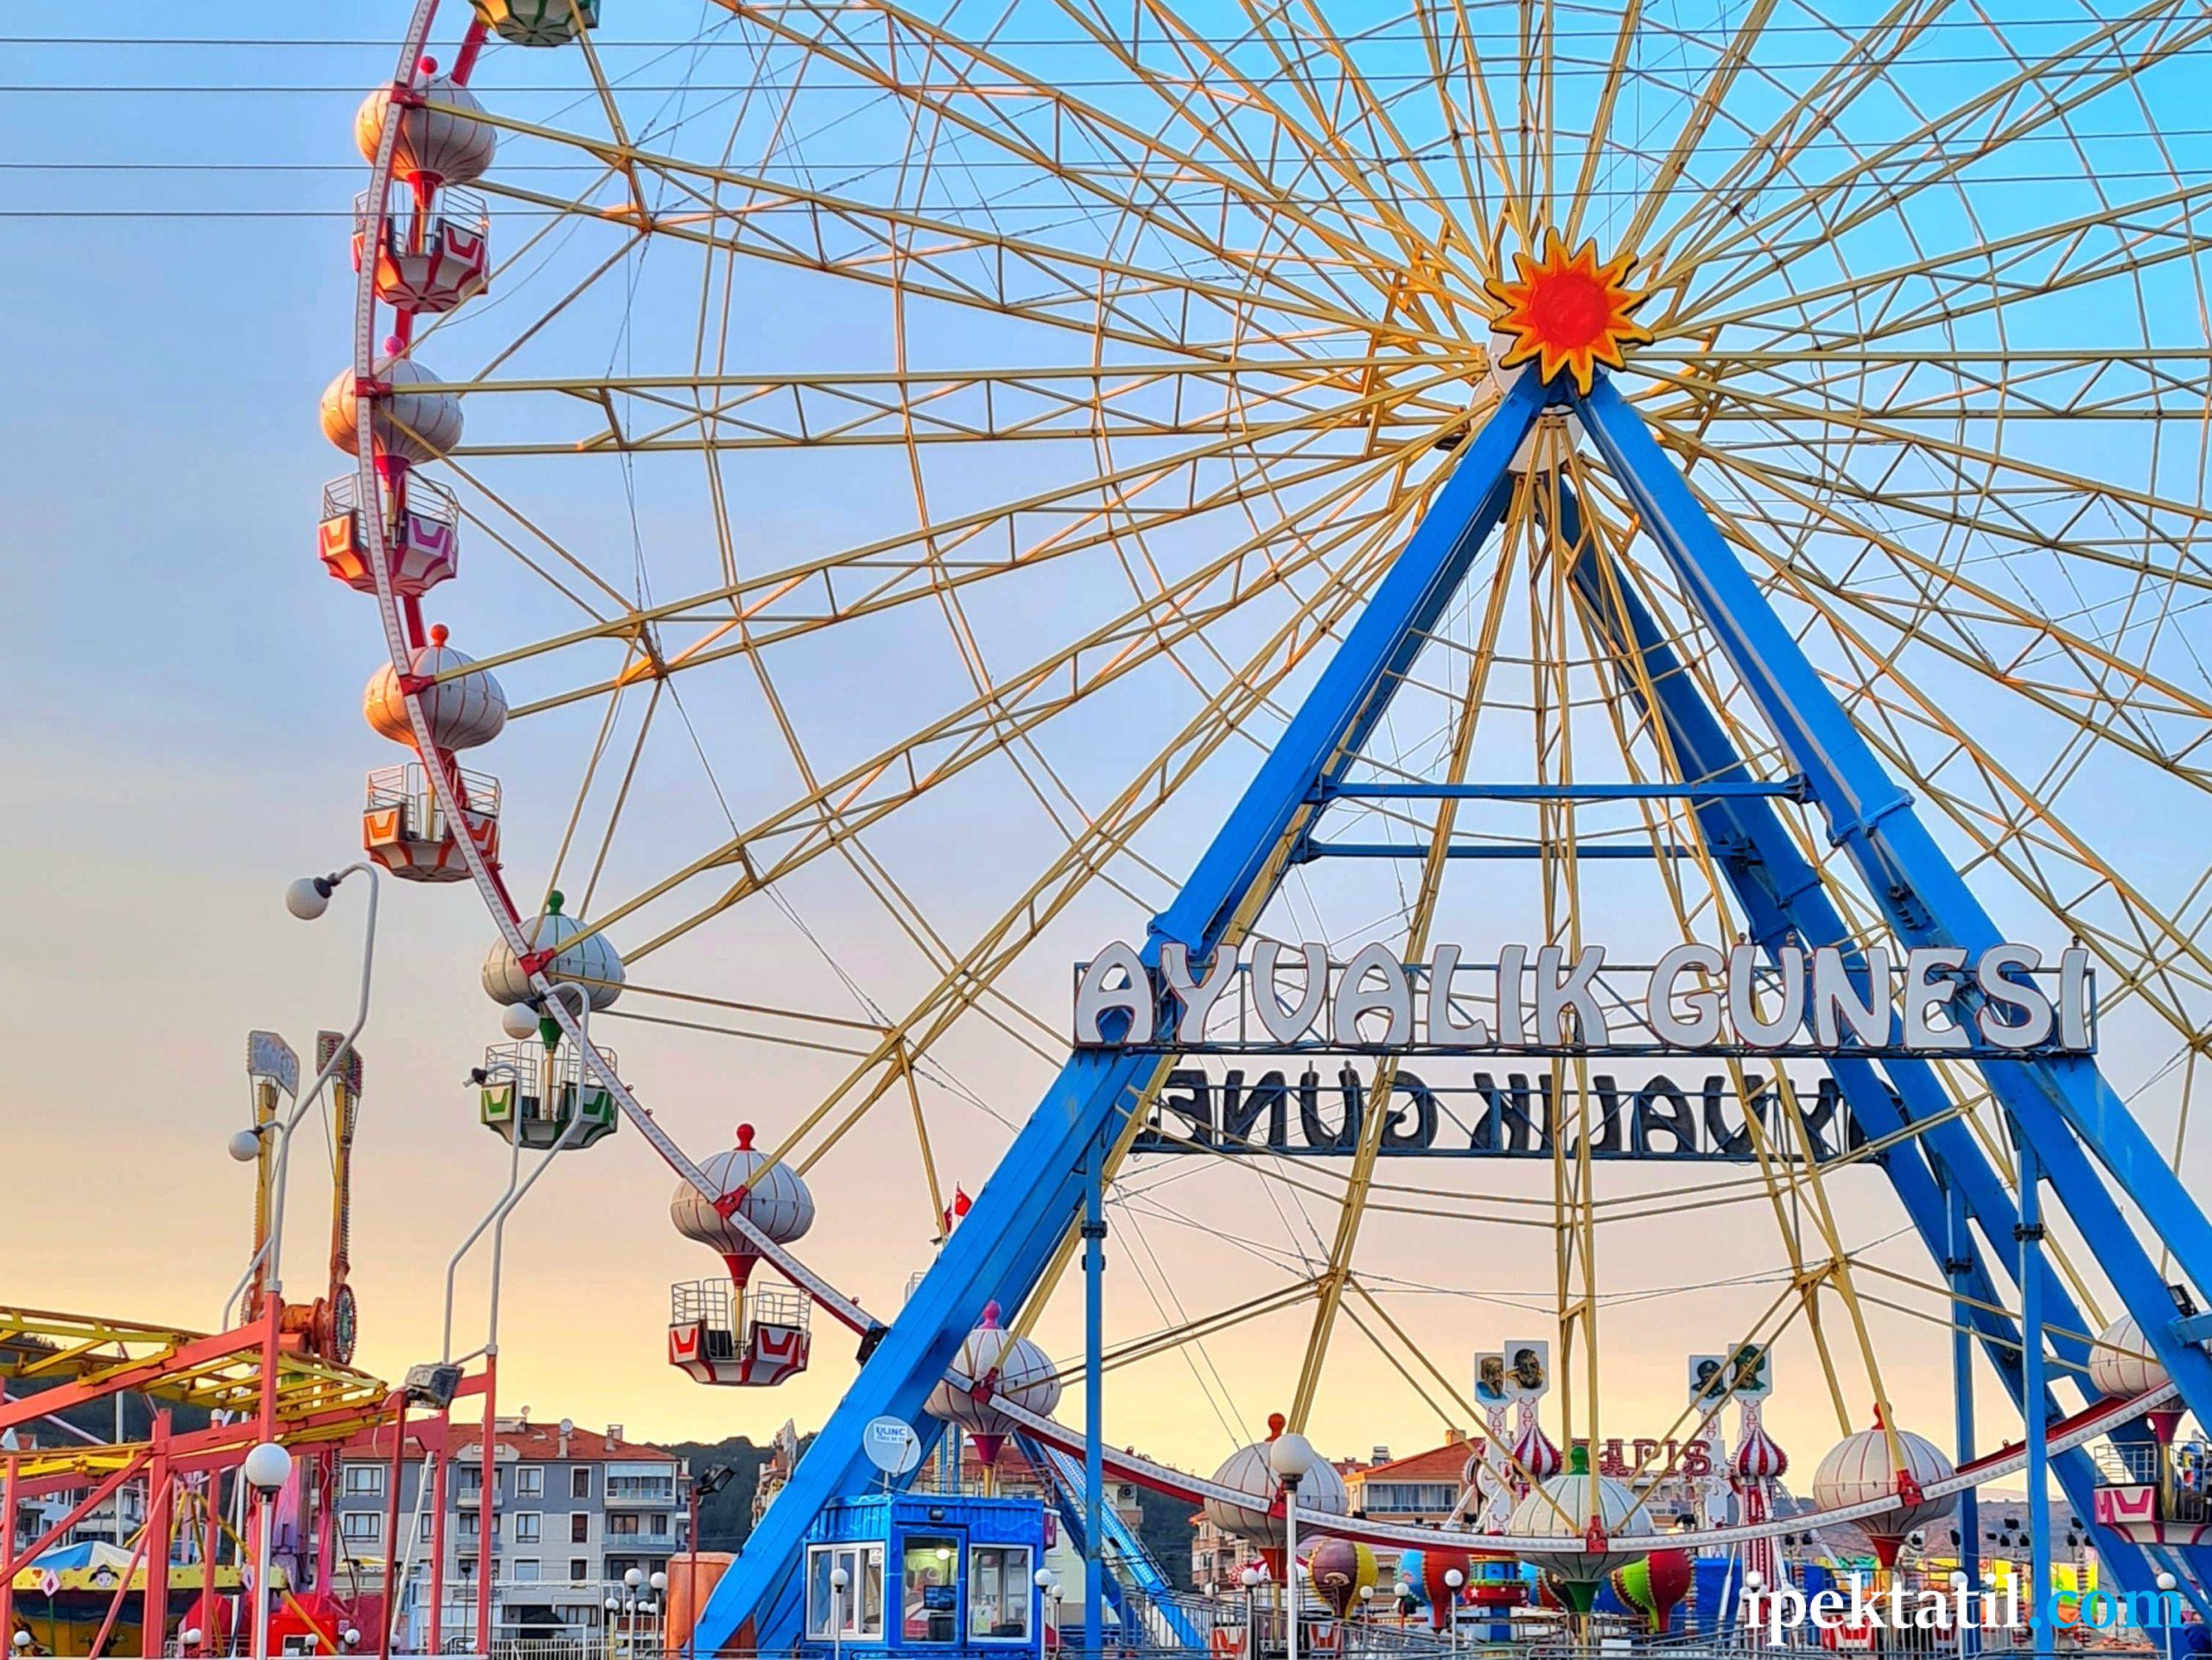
[1075,940,2094,1059]
[1129,1065,1870,1162]
[1688,1345,1773,1406]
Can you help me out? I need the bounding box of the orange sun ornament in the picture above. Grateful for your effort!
[1484,230,1654,395]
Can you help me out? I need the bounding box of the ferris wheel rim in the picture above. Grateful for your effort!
[333,4,2212,1555]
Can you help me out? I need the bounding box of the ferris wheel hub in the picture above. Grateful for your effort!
[1484,230,1655,397]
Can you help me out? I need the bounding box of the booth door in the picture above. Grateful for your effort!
[899,1530,967,1646]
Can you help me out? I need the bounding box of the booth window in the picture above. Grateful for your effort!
[968,1545,1033,1641]
[901,1536,960,1642]
[806,1544,885,1641]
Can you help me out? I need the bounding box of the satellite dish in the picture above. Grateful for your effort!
[863,1415,923,1477]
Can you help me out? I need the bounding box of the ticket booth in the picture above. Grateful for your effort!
[800,1493,1049,1660]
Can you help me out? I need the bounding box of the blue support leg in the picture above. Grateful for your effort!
[1574,375,2212,1439]
[691,366,1550,1653]
[1951,1177,1982,1654]
[1084,1129,1106,1656]
[1555,489,2160,1595]
[2023,1141,2053,1652]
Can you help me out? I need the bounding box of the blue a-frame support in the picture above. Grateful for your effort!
[1548,480,2183,1600]
[697,364,2212,1649]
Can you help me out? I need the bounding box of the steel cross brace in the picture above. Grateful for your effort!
[1574,378,2212,1587]
[1553,487,2169,1597]
[690,367,1554,1652]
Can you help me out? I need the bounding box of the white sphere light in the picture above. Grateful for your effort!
[321,351,464,465]
[343,1631,360,1649]
[13,1633,30,1650]
[482,892,624,1010]
[355,71,496,185]
[242,1441,294,1492]
[1034,1569,1054,1589]
[500,1001,542,1041]
[625,1568,644,1589]
[183,1631,204,1648]
[1241,1568,1263,1588]
[651,1572,668,1593]
[365,626,506,752]
[228,1129,264,1164]
[285,875,333,920]
[1268,1430,1318,1481]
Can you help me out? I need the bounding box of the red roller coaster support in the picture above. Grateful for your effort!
[142,1411,173,1659]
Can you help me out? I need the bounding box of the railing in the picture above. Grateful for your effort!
[354,187,490,252]
[2095,1438,2212,1524]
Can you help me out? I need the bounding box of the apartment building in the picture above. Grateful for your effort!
[330,1415,689,1645]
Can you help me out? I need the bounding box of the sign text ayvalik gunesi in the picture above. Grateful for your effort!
[1072,939,2094,1059]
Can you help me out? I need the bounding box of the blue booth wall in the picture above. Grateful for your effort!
[799,1492,1049,1660]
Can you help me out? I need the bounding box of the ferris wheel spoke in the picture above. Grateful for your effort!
[476,394,1453,716]
[1230,0,1489,296]
[1687,481,2212,1048]
[568,449,1436,971]
[1661,0,2212,318]
[761,481,1439,1179]
[712,0,1427,327]
[458,110,1393,359]
[435,357,1454,455]
[1283,465,1529,1433]
[1648,379,2212,548]
[1650,422,2212,774]
[1567,474,1891,1442]
[1636,0,1940,283]
[1688,177,2212,353]
[1613,0,1777,260]
[1407,0,1523,262]
[1052,0,1465,322]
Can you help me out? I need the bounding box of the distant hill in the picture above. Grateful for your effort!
[653,1435,782,1551]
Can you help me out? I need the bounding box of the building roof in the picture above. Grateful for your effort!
[1351,1439,1478,1485]
[339,1418,683,1465]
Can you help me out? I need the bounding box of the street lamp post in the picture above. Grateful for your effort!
[830,1565,849,1660]
[2158,1572,2179,1660]
[1267,1435,1316,1660]
[1442,1569,1463,1650]
[1241,1566,1262,1658]
[687,1466,733,1660]
[243,1442,293,1660]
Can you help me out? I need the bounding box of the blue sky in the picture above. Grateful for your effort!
[7,4,2212,1484]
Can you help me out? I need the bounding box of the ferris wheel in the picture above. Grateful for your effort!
[328,0,2212,1644]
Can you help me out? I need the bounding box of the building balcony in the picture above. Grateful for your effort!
[602,1485,677,1508]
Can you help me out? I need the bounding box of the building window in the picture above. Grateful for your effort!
[571,1468,591,1499]
[805,1544,885,1641]
[969,1546,1033,1642]
[461,1513,502,1541]
[512,1560,542,1584]
[340,1513,383,1544]
[513,1514,543,1543]
[569,1559,589,1582]
[607,1514,641,1538]
[341,1464,385,1497]
[606,1476,677,1504]
[648,1515,668,1538]
[570,1514,589,1544]
[420,1515,435,1543]
[517,1468,544,1498]
[901,1536,959,1643]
